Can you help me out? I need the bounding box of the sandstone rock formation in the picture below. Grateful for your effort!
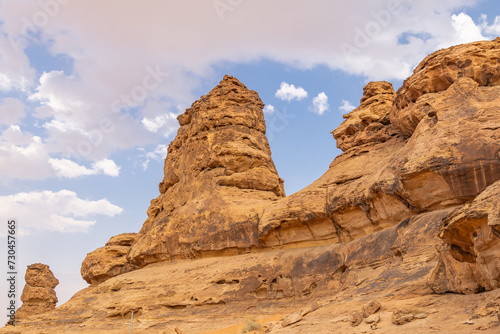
[430,180,500,294]
[332,81,397,151]
[390,37,500,136]
[81,233,138,284]
[16,264,58,319]
[2,39,500,334]
[127,75,285,267]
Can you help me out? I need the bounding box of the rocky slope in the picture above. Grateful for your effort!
[3,39,500,333]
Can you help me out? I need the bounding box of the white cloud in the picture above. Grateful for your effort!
[0,132,53,180]
[448,13,486,46]
[0,34,35,92]
[263,104,275,114]
[339,99,356,113]
[480,14,500,36]
[138,144,168,170]
[0,190,122,233]
[0,0,496,182]
[275,82,308,102]
[141,112,178,134]
[0,98,26,125]
[311,92,329,115]
[48,158,120,178]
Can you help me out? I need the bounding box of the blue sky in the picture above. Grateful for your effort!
[0,0,499,308]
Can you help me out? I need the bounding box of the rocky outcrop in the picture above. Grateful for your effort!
[430,180,500,294]
[259,50,500,250]
[81,233,138,284]
[332,81,397,151]
[390,37,500,136]
[127,75,285,267]
[16,264,58,319]
[3,39,500,334]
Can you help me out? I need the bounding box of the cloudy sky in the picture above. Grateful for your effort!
[1,0,499,308]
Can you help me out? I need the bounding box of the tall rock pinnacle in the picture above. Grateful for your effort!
[127,75,285,266]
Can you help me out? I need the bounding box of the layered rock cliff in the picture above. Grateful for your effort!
[3,39,500,334]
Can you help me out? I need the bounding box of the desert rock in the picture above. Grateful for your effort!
[390,37,500,136]
[81,233,138,284]
[332,81,397,152]
[16,264,58,319]
[127,75,285,267]
[2,39,500,334]
[430,180,500,294]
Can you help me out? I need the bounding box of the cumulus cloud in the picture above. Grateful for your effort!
[448,13,487,46]
[339,99,356,113]
[48,158,120,178]
[275,82,308,102]
[480,14,500,36]
[263,104,275,114]
[0,131,53,180]
[0,98,26,125]
[0,0,496,182]
[311,92,329,115]
[0,190,122,233]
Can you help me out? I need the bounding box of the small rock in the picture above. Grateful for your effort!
[392,308,414,325]
[370,322,378,330]
[464,320,474,325]
[414,313,428,319]
[364,314,380,324]
[281,313,302,327]
[351,311,363,327]
[301,300,320,316]
[362,300,381,318]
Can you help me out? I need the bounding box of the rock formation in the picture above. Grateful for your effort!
[2,39,500,334]
[127,75,285,267]
[15,264,58,319]
[81,233,138,284]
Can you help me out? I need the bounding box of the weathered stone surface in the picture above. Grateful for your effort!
[430,180,500,294]
[260,50,500,249]
[3,39,500,334]
[127,75,284,267]
[81,233,138,284]
[350,311,363,327]
[362,300,381,318]
[332,81,397,152]
[391,308,414,325]
[16,264,58,319]
[390,37,500,136]
[281,313,302,327]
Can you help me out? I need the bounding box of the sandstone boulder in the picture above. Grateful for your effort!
[81,233,138,284]
[16,264,58,319]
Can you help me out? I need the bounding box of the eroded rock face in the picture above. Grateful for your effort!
[127,75,285,267]
[16,264,58,319]
[430,180,500,294]
[6,40,500,334]
[259,43,500,249]
[390,37,500,136]
[81,233,138,284]
[332,81,397,152]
